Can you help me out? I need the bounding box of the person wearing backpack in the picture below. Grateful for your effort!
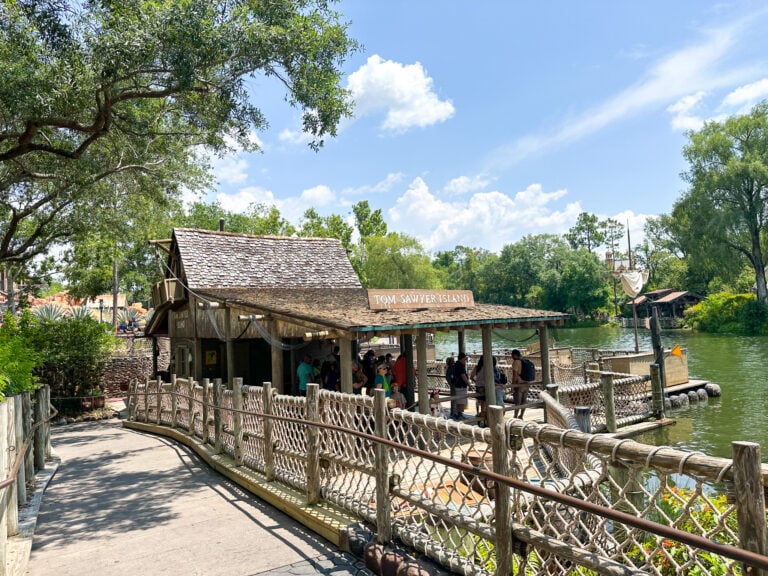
[493,356,508,407]
[444,356,457,418]
[511,349,534,419]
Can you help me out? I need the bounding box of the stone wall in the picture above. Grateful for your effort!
[100,337,170,397]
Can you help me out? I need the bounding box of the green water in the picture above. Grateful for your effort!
[434,327,768,461]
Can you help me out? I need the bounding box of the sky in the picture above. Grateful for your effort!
[199,1,768,255]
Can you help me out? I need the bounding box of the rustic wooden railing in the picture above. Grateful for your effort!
[126,378,768,576]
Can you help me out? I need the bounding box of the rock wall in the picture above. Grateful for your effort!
[100,337,170,397]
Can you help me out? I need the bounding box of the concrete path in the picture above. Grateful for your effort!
[26,419,373,576]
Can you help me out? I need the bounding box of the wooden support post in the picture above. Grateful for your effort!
[170,374,178,429]
[201,378,210,444]
[374,388,391,543]
[155,377,162,425]
[225,308,235,389]
[0,402,7,565]
[402,334,415,410]
[263,383,275,481]
[339,336,353,394]
[306,384,320,505]
[601,373,617,433]
[43,385,51,459]
[187,379,195,434]
[650,364,665,420]
[489,406,511,575]
[213,378,223,454]
[574,406,592,433]
[14,395,25,507]
[482,326,494,407]
[650,306,666,389]
[22,392,33,488]
[539,325,551,385]
[271,338,283,394]
[233,377,244,466]
[457,330,465,356]
[143,379,149,423]
[544,384,558,424]
[7,397,17,536]
[733,441,767,576]
[417,330,429,414]
[33,387,45,472]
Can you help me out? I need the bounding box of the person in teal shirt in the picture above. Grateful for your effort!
[374,364,391,396]
[297,354,314,396]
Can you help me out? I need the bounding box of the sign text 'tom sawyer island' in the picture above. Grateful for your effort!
[367,289,475,311]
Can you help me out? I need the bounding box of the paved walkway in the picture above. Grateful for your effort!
[26,419,373,576]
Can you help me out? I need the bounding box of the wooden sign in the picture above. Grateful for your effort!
[368,289,475,310]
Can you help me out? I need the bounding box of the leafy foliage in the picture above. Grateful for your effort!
[0,312,38,396]
[683,293,768,335]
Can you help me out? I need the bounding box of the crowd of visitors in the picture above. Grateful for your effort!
[296,345,536,422]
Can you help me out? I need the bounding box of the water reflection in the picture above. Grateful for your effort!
[435,327,768,461]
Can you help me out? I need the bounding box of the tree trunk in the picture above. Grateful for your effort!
[112,256,119,327]
[752,230,768,303]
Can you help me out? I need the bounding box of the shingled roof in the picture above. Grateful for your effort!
[173,228,362,290]
[197,287,566,334]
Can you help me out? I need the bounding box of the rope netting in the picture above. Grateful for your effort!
[126,378,763,576]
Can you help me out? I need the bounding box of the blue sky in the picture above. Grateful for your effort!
[201,1,768,254]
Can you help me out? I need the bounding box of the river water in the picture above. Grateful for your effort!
[434,327,768,462]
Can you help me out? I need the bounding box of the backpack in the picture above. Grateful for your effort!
[520,358,536,382]
[445,363,456,387]
[494,366,508,385]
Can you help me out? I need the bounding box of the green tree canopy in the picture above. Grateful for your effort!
[359,233,440,289]
[1,0,357,265]
[680,101,768,302]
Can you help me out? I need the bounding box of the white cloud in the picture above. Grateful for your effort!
[347,55,455,133]
[278,127,314,146]
[300,185,335,207]
[389,178,581,252]
[721,78,768,109]
[342,172,405,196]
[490,20,756,167]
[216,186,276,213]
[444,174,492,195]
[667,91,707,131]
[212,156,250,185]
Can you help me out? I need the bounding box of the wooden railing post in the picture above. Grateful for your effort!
[544,384,558,424]
[201,378,210,444]
[574,406,592,433]
[7,397,18,536]
[601,373,617,433]
[33,386,46,471]
[43,385,51,459]
[0,401,7,565]
[22,392,33,487]
[306,384,320,504]
[155,377,162,425]
[187,378,195,434]
[170,374,178,429]
[213,378,223,454]
[125,380,134,421]
[489,406,511,576]
[143,379,149,423]
[233,377,244,466]
[14,395,26,507]
[263,383,275,481]
[374,388,391,543]
[733,441,767,576]
[650,364,665,420]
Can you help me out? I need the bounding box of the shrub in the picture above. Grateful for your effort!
[0,312,38,397]
[683,292,768,335]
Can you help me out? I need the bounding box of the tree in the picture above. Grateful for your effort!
[681,102,768,302]
[1,0,357,265]
[352,201,388,240]
[359,233,440,289]
[432,245,494,296]
[298,208,353,250]
[565,213,605,252]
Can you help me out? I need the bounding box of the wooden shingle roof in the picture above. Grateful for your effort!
[173,228,362,290]
[197,287,567,334]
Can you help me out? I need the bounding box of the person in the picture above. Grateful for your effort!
[470,355,487,425]
[444,356,457,418]
[453,352,470,419]
[362,349,377,394]
[374,363,391,396]
[351,362,367,394]
[389,383,407,409]
[391,353,415,407]
[312,358,322,386]
[323,361,339,391]
[297,353,314,396]
[511,349,532,419]
[493,357,508,408]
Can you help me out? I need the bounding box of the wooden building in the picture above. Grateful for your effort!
[145,228,567,412]
[629,288,703,321]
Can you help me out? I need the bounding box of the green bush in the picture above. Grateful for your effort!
[24,312,116,397]
[683,292,768,335]
[0,312,39,397]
